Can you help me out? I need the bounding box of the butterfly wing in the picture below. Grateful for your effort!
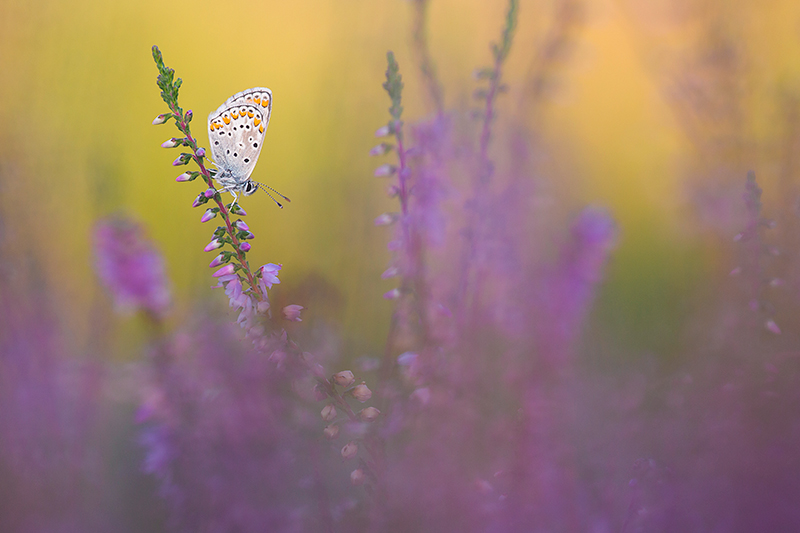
[207,88,272,187]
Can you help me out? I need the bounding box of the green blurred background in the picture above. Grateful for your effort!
[2,0,800,360]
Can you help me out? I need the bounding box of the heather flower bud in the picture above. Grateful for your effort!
[234,219,250,231]
[239,242,251,252]
[240,231,255,240]
[204,238,223,252]
[410,387,431,405]
[192,194,205,208]
[374,164,397,177]
[350,469,365,485]
[231,204,247,216]
[351,383,372,403]
[212,264,235,278]
[152,113,170,125]
[196,147,206,158]
[341,441,358,459]
[282,304,303,322]
[176,172,192,182]
[369,143,393,156]
[374,213,397,226]
[333,371,355,388]
[321,404,337,421]
[201,209,217,223]
[161,138,178,148]
[359,407,380,421]
[204,188,216,198]
[184,109,193,122]
[383,288,401,300]
[209,254,225,268]
[323,424,339,439]
[765,319,781,335]
[381,266,399,279]
[374,125,391,137]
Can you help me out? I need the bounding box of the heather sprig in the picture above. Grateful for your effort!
[152,45,269,309]
[410,0,444,115]
[373,52,437,376]
[731,171,781,334]
[474,0,518,184]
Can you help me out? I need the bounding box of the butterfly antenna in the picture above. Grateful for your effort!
[256,182,291,209]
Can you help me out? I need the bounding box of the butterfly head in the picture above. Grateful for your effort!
[242,180,259,196]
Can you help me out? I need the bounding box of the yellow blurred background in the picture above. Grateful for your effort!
[1,0,800,358]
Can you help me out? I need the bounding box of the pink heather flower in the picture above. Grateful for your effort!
[234,219,250,231]
[350,469,365,485]
[152,113,169,125]
[341,441,358,459]
[282,304,303,322]
[196,147,205,157]
[176,172,192,182]
[384,288,401,299]
[204,188,216,198]
[375,124,391,137]
[161,138,178,148]
[192,194,204,208]
[321,404,337,421]
[213,264,235,278]
[381,266,399,279]
[260,263,282,289]
[172,154,189,166]
[359,407,380,421]
[184,109,193,121]
[209,254,225,268]
[204,238,223,252]
[765,319,781,334]
[333,371,356,388]
[370,143,392,156]
[374,213,397,226]
[239,242,251,252]
[93,216,171,317]
[223,277,249,309]
[231,205,247,216]
[323,425,339,439]
[374,164,397,177]
[351,383,372,402]
[201,209,216,223]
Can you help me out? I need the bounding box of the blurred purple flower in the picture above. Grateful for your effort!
[93,216,171,318]
[138,319,321,532]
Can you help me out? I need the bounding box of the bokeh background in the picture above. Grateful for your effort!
[1,0,798,359]
[3,0,800,530]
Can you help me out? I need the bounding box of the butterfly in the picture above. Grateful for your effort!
[207,87,289,207]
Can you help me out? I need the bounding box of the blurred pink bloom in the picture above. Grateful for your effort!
[260,263,282,289]
[93,216,171,317]
[282,304,303,322]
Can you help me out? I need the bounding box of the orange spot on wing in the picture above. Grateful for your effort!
[254,117,261,126]
[259,124,264,133]
[247,111,253,118]
[253,97,261,105]
[223,116,230,125]
[261,99,269,108]
[232,111,239,119]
